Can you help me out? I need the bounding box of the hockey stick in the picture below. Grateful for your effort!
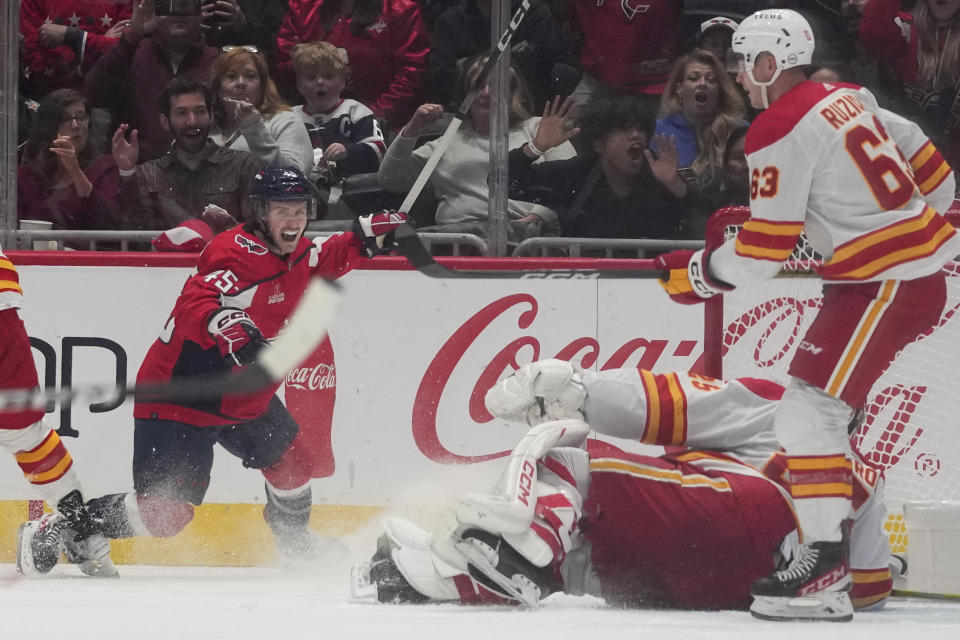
[398,0,533,214]
[395,223,667,279]
[0,278,341,412]
[891,589,960,601]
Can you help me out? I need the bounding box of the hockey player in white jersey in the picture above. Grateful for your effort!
[654,9,958,622]
[353,360,894,614]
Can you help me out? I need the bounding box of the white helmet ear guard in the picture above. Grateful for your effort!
[731,9,815,87]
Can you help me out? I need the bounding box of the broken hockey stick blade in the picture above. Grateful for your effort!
[0,278,341,412]
[395,224,668,280]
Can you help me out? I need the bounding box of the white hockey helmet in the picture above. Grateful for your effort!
[731,9,815,87]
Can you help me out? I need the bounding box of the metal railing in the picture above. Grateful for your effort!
[511,237,705,258]
[12,228,490,256]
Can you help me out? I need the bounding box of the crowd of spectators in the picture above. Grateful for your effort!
[12,0,960,251]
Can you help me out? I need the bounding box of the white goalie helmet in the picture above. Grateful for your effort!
[731,9,815,87]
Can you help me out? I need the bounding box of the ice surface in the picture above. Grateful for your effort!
[2,560,959,640]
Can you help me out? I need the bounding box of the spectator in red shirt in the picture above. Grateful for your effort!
[18,88,121,233]
[275,0,429,132]
[568,0,683,111]
[19,0,133,99]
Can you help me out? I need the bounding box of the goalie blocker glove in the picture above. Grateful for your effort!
[208,308,269,366]
[354,210,409,258]
[654,249,731,304]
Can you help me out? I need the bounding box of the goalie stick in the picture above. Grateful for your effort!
[0,278,341,413]
[398,0,533,215]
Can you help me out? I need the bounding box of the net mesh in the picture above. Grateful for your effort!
[710,209,960,554]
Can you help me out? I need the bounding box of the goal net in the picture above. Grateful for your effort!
[702,206,960,554]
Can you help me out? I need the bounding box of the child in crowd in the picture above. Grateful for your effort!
[290,41,387,188]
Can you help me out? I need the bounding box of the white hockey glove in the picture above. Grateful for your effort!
[485,359,586,426]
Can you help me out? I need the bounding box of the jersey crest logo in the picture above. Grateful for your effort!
[621,0,650,20]
[235,234,268,256]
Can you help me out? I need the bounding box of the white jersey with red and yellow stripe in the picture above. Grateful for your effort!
[580,367,892,608]
[710,81,959,285]
[0,244,24,311]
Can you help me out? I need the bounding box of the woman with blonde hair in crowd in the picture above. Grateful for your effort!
[859,0,960,170]
[378,52,575,242]
[209,45,314,172]
[654,49,746,236]
[656,50,746,191]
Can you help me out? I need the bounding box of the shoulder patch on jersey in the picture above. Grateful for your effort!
[745,81,839,155]
[235,233,268,256]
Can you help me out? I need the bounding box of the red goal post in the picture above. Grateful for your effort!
[702,205,960,556]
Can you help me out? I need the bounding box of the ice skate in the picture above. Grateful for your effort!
[16,513,67,575]
[63,529,118,577]
[750,540,853,622]
[273,525,349,570]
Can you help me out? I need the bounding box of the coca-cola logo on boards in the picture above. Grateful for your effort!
[412,293,701,465]
[286,363,336,391]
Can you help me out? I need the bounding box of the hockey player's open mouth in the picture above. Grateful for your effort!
[281,231,301,242]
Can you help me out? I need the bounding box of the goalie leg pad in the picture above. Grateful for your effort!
[353,517,511,605]
[455,421,590,537]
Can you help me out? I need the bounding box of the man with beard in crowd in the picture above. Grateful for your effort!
[87,0,219,160]
[112,76,261,231]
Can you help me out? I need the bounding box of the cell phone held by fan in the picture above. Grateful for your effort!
[154,0,202,17]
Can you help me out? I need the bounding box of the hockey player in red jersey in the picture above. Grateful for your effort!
[2,245,116,577]
[653,8,958,622]
[352,360,894,613]
[19,166,408,568]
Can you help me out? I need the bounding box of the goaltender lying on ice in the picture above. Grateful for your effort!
[352,359,895,618]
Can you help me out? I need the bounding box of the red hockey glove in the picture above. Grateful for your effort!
[354,210,409,258]
[654,249,729,305]
[208,308,268,366]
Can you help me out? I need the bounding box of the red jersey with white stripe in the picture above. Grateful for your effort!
[134,226,370,427]
[711,81,958,284]
[580,367,892,609]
